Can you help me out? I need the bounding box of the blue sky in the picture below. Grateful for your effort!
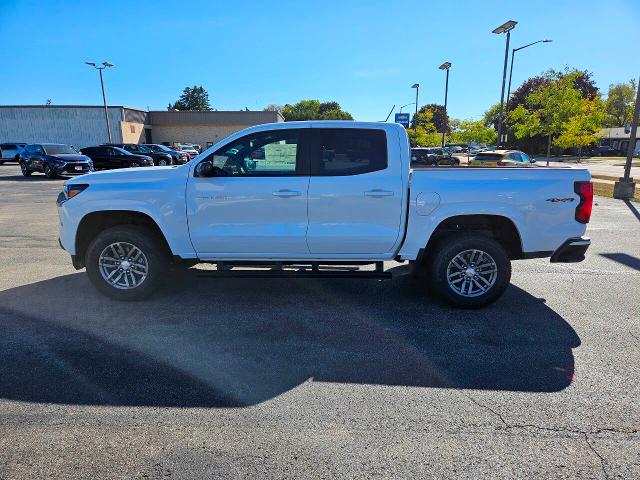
[1,0,638,121]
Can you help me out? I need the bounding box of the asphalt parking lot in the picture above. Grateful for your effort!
[0,163,638,479]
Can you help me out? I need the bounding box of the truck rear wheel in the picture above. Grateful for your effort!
[427,234,511,308]
[85,225,167,301]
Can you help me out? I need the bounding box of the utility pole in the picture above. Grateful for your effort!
[411,84,420,131]
[85,61,114,143]
[439,62,452,147]
[492,20,518,148]
[614,76,639,200]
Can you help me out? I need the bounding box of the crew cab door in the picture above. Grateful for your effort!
[186,127,311,257]
[306,127,404,255]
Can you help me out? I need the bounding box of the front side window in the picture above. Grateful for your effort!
[205,129,300,176]
[312,129,387,176]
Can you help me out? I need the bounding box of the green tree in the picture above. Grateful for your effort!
[509,72,605,161]
[406,112,441,147]
[263,104,282,112]
[605,79,637,127]
[168,85,211,111]
[482,104,501,131]
[280,100,353,121]
[555,97,606,156]
[411,104,450,132]
[450,119,497,145]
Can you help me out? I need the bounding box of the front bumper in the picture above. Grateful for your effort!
[550,237,591,263]
[53,163,93,175]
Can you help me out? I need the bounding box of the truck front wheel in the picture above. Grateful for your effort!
[427,234,511,308]
[85,225,168,301]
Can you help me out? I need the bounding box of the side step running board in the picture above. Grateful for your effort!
[194,261,390,279]
[195,270,391,279]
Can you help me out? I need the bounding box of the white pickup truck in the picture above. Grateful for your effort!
[57,121,593,307]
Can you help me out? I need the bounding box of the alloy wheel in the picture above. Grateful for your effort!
[446,249,498,297]
[98,242,149,290]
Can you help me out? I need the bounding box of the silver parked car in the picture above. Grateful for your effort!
[0,142,27,164]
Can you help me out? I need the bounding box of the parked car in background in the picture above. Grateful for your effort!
[0,142,27,164]
[469,150,535,167]
[411,147,460,166]
[19,144,93,178]
[586,145,621,157]
[446,145,464,154]
[178,145,199,159]
[105,143,173,166]
[80,146,153,170]
[182,143,202,153]
[143,144,189,164]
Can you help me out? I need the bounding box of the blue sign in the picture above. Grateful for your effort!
[395,113,410,127]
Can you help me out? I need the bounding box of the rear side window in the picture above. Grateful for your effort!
[312,129,387,176]
[474,153,503,161]
[2,144,16,150]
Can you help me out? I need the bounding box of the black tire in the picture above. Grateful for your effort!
[85,225,168,301]
[129,162,140,168]
[157,158,168,166]
[43,164,56,179]
[0,161,4,165]
[426,234,511,308]
[20,162,32,176]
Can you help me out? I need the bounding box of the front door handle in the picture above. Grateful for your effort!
[364,189,394,198]
[273,189,302,198]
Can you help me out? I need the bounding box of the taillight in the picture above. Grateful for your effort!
[496,161,506,166]
[574,181,593,223]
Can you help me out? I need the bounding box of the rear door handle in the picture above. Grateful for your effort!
[364,189,394,198]
[273,189,302,198]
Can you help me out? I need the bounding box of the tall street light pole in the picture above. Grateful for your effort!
[411,84,419,131]
[505,39,552,119]
[399,102,415,113]
[85,61,114,143]
[492,20,517,148]
[439,62,452,147]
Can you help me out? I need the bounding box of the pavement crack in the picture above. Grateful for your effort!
[583,432,610,480]
[464,395,508,427]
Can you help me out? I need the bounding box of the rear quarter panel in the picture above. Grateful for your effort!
[399,167,591,259]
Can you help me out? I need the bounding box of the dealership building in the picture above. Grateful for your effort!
[0,106,284,149]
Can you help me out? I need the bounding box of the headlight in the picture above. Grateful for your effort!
[63,183,89,200]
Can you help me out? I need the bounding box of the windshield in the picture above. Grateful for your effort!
[43,144,77,155]
[151,145,172,152]
[113,147,131,155]
[135,145,152,153]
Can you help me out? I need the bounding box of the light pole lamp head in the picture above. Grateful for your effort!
[102,61,114,68]
[492,20,517,34]
[543,39,553,43]
[85,62,96,67]
[439,62,452,70]
[411,83,419,89]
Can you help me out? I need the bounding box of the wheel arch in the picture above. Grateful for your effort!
[420,214,524,261]
[75,210,173,268]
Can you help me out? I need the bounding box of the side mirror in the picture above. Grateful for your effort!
[195,161,214,177]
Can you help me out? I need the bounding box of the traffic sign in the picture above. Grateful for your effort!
[395,113,410,127]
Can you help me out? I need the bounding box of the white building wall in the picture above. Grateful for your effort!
[0,107,124,148]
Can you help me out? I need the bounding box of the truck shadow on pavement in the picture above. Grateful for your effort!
[0,268,580,408]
